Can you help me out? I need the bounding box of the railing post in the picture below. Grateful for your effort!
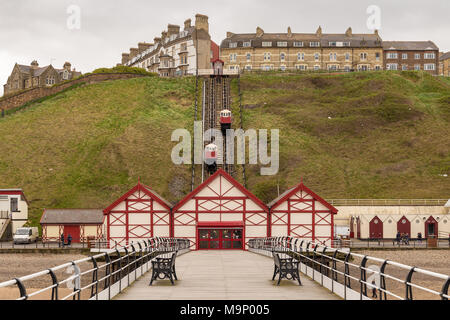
[90,256,99,300]
[115,249,122,293]
[104,253,111,300]
[380,260,388,300]
[441,277,450,300]
[131,244,137,280]
[360,256,368,299]
[405,267,416,300]
[14,278,27,300]
[137,242,143,275]
[321,247,327,286]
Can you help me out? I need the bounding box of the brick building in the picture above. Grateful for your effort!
[3,61,81,96]
[383,41,439,75]
[219,26,384,72]
[120,14,218,77]
[439,52,450,76]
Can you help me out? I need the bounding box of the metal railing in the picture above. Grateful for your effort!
[332,238,450,249]
[0,211,10,219]
[0,237,191,300]
[248,237,450,300]
[326,199,448,206]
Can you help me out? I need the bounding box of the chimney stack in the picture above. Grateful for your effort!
[129,48,139,59]
[167,24,180,36]
[195,14,209,33]
[63,61,72,71]
[30,60,39,69]
[122,53,130,64]
[227,32,235,38]
[138,42,151,53]
[256,27,264,38]
[287,26,292,38]
[154,37,161,45]
[316,26,322,37]
[184,19,192,30]
[345,27,352,37]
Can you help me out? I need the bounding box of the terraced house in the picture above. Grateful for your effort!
[120,14,218,77]
[3,61,81,96]
[220,26,384,72]
[383,41,439,75]
[439,51,450,76]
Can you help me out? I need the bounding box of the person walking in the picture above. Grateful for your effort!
[371,280,378,299]
[396,232,401,245]
[67,234,73,247]
[417,232,423,244]
[60,233,65,248]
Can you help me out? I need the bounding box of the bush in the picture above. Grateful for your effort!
[92,66,157,76]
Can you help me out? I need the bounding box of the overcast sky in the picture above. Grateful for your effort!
[1,0,449,95]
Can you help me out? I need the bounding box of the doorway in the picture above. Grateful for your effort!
[425,216,438,238]
[198,228,243,250]
[64,225,80,243]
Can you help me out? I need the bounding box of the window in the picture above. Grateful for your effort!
[280,53,286,61]
[330,53,337,61]
[415,53,421,59]
[245,65,252,70]
[375,65,381,70]
[280,65,286,71]
[310,42,320,47]
[345,53,350,61]
[293,42,303,47]
[424,63,435,70]
[387,52,398,59]
[344,66,351,72]
[229,42,237,48]
[329,42,337,47]
[402,53,408,59]
[262,42,272,47]
[277,41,287,47]
[10,198,18,212]
[243,41,251,47]
[424,53,435,59]
[181,43,187,51]
[296,65,307,71]
[328,65,338,71]
[402,65,408,71]
[246,53,251,61]
[360,53,368,60]
[314,53,320,61]
[264,53,271,61]
[230,54,237,62]
[314,65,320,70]
[297,53,304,61]
[414,64,421,71]
[343,42,351,47]
[375,52,381,60]
[387,63,398,70]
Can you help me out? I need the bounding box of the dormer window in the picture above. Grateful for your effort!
[229,42,237,48]
[262,42,272,47]
[243,41,251,47]
[277,42,287,47]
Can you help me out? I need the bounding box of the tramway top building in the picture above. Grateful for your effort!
[120,14,216,77]
[220,26,384,72]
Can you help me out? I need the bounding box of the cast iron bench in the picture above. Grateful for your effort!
[272,252,302,286]
[149,251,178,285]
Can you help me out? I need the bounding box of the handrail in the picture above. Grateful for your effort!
[248,237,450,300]
[326,199,448,206]
[0,237,191,300]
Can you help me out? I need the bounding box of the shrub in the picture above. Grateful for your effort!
[92,66,157,76]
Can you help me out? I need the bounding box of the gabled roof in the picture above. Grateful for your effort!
[103,182,172,214]
[440,52,450,61]
[173,169,269,212]
[268,183,338,214]
[40,209,103,225]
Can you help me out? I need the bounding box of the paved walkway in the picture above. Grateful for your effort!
[115,251,339,300]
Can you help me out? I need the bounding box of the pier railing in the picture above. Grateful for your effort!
[248,237,450,300]
[0,237,191,300]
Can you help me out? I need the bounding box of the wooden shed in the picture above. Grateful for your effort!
[40,209,104,243]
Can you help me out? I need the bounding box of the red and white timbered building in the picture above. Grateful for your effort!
[268,182,337,246]
[103,182,172,248]
[172,170,269,250]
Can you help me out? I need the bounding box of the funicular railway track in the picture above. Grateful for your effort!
[202,75,234,181]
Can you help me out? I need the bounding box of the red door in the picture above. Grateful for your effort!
[369,216,383,239]
[357,217,361,239]
[350,217,355,238]
[64,225,80,243]
[397,216,411,236]
[425,216,438,238]
[198,229,243,250]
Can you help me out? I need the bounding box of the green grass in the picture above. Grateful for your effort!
[0,71,449,226]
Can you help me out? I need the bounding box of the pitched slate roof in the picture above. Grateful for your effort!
[440,52,450,61]
[40,209,104,224]
[383,41,439,51]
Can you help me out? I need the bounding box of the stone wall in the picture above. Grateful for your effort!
[0,73,147,114]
